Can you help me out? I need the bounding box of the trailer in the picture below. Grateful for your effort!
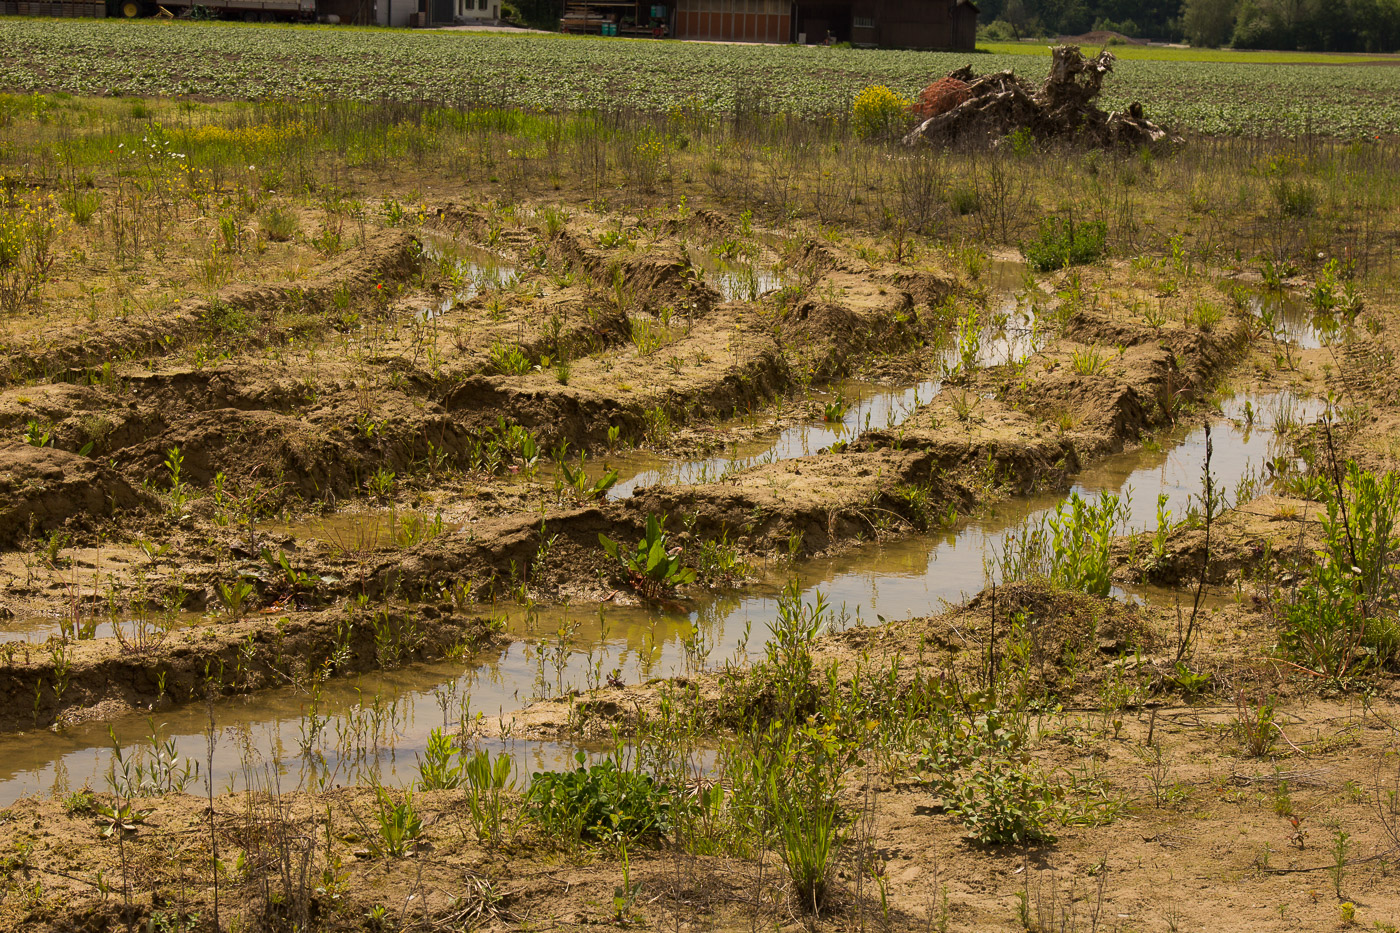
[0,1,106,16]
[0,0,473,25]
[160,0,317,18]
[0,0,323,20]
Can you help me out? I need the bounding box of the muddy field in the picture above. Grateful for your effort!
[1,92,1399,933]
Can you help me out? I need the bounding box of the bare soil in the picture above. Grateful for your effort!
[2,180,1400,933]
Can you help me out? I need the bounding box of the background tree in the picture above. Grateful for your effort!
[1183,0,1236,46]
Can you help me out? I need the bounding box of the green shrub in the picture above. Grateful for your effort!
[944,757,1059,845]
[199,299,253,337]
[1046,492,1127,597]
[526,752,681,844]
[1021,217,1108,272]
[926,710,1059,846]
[1279,463,1400,679]
[761,581,828,722]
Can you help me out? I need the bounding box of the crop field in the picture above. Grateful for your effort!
[2,19,1400,135]
[2,22,1400,933]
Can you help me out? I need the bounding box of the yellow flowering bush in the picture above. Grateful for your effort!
[852,85,912,140]
[0,183,64,315]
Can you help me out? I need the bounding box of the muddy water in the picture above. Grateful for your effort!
[605,286,1040,499]
[418,231,518,316]
[605,379,941,498]
[535,390,1321,689]
[271,509,461,551]
[0,390,1319,805]
[1,616,120,643]
[0,660,581,805]
[0,608,216,649]
[1249,290,1331,350]
[695,257,786,303]
[685,239,793,302]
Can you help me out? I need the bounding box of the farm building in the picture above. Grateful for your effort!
[671,0,977,48]
[0,0,484,23]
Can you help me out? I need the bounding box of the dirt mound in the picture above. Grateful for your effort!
[903,45,1177,149]
[1058,29,1146,46]
[0,229,420,388]
[2,606,504,730]
[0,444,155,546]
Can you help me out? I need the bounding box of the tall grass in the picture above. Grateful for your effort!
[3,95,1400,292]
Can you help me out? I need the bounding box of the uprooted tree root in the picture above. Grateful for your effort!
[904,45,1179,150]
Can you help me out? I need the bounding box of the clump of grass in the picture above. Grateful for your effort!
[60,189,101,226]
[1189,300,1224,331]
[946,185,979,216]
[1071,345,1108,377]
[488,340,532,376]
[368,786,423,858]
[1021,217,1107,272]
[1272,177,1317,218]
[1233,690,1277,757]
[769,781,842,913]
[259,204,300,242]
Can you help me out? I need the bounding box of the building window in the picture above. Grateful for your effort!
[853,15,874,27]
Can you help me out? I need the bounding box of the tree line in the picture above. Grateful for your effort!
[978,0,1400,52]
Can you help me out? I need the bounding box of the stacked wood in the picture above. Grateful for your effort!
[903,46,1178,150]
[561,4,607,32]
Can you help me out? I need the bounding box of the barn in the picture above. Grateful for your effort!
[671,0,977,48]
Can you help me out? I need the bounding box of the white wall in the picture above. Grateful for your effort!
[376,0,414,26]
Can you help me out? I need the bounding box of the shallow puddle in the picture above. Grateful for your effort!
[0,616,119,643]
[418,231,518,312]
[0,660,585,806]
[1249,290,1333,350]
[2,606,206,648]
[688,250,785,303]
[0,391,1320,805]
[275,508,460,552]
[544,391,1322,687]
[606,285,1038,500]
[605,379,941,499]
